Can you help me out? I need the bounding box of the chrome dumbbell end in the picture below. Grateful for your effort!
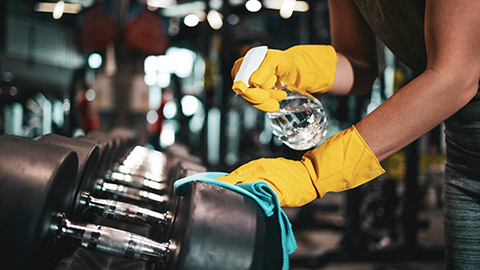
[52,212,174,263]
[78,191,172,229]
[103,172,167,193]
[94,179,169,206]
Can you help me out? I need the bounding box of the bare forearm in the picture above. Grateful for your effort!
[329,52,378,96]
[356,68,478,161]
[328,0,378,96]
[327,0,480,162]
[328,53,354,95]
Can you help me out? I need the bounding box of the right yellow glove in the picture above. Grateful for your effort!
[217,126,385,207]
[232,45,337,112]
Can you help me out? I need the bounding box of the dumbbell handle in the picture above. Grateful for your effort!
[94,179,169,206]
[53,213,175,263]
[79,192,172,229]
[103,171,167,193]
[113,164,163,183]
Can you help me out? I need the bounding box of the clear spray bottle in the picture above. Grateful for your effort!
[234,46,328,151]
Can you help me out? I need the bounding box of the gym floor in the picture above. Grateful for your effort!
[287,191,445,270]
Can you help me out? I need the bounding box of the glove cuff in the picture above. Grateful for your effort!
[302,125,385,197]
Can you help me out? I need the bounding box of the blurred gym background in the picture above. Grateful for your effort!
[0,0,446,269]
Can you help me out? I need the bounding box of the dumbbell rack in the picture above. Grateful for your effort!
[61,133,205,270]
[55,140,185,270]
[0,131,267,270]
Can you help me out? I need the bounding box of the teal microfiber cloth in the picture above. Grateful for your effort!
[174,172,297,270]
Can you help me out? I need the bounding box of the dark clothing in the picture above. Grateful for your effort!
[352,0,480,125]
[444,162,480,269]
[352,0,480,174]
[352,0,427,73]
[351,1,480,268]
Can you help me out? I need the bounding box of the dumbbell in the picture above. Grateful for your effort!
[77,132,122,178]
[75,133,205,203]
[111,145,169,182]
[76,133,173,194]
[0,135,266,270]
[38,134,176,208]
[85,131,198,186]
[36,133,206,238]
[85,131,166,178]
[107,145,207,193]
[91,145,192,211]
[35,134,181,229]
[36,133,210,245]
[105,145,171,189]
[81,141,172,196]
[110,127,138,158]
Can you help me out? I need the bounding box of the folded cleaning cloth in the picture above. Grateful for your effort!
[173,172,297,270]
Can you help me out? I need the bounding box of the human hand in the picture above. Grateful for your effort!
[217,157,318,207]
[231,45,337,112]
[217,126,385,207]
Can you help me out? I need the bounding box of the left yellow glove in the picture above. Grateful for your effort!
[232,45,337,112]
[217,126,385,207]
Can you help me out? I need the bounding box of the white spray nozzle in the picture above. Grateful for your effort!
[233,46,268,87]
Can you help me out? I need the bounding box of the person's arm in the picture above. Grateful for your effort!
[352,0,480,161]
[218,0,480,208]
[328,0,378,95]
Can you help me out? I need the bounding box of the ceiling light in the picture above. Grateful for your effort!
[279,0,295,19]
[87,53,102,69]
[207,10,223,30]
[263,0,309,12]
[184,14,200,27]
[52,1,65,19]
[161,1,206,17]
[146,0,176,8]
[245,0,262,12]
[34,1,82,15]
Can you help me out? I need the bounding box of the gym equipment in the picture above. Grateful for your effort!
[88,131,125,165]
[39,132,205,236]
[35,134,178,229]
[110,127,138,158]
[76,131,132,179]
[0,135,79,269]
[86,131,166,178]
[76,133,202,202]
[104,146,170,192]
[111,145,167,181]
[76,135,111,178]
[76,133,202,215]
[0,135,265,270]
[38,133,206,249]
[77,133,172,193]
[39,134,174,206]
[110,146,169,184]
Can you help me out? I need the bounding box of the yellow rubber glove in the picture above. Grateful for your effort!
[217,126,385,207]
[232,45,337,112]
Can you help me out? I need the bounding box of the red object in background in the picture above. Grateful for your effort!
[125,9,169,55]
[79,5,116,53]
[78,95,100,133]
[149,95,168,135]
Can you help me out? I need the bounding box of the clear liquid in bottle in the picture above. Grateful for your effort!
[267,92,328,150]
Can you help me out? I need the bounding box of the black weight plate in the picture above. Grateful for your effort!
[0,135,78,269]
[167,181,265,270]
[163,160,205,214]
[109,132,130,161]
[36,134,100,220]
[76,135,111,177]
[87,131,121,169]
[111,127,137,156]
